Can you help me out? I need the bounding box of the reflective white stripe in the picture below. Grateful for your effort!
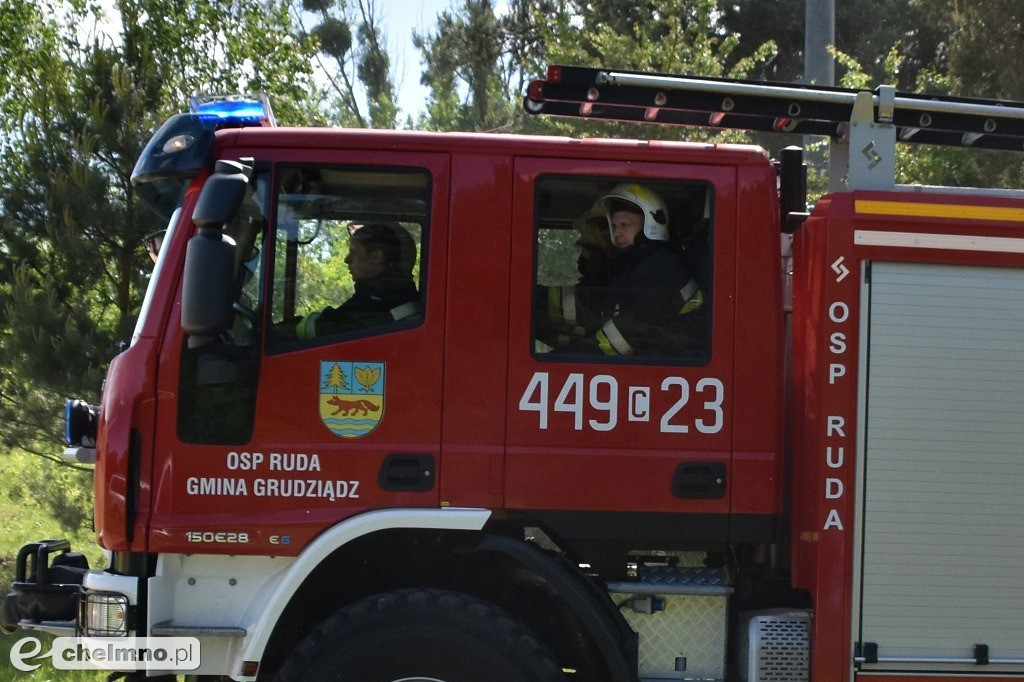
[601,319,633,355]
[855,230,1024,254]
[562,286,578,326]
[679,278,700,302]
[390,302,419,320]
[296,312,321,339]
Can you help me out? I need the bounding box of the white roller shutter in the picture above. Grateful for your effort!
[859,261,1024,673]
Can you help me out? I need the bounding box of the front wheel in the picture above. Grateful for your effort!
[275,588,563,682]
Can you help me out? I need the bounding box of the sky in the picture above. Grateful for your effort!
[378,0,458,118]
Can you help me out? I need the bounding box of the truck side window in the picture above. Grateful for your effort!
[267,166,430,348]
[533,176,712,364]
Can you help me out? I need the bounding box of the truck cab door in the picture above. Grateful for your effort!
[149,149,449,555]
[505,157,738,570]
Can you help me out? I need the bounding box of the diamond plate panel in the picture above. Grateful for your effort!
[641,566,732,590]
[617,594,728,680]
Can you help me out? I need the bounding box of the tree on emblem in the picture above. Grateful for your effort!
[324,364,349,393]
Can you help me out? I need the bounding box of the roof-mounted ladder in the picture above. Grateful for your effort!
[524,65,1024,191]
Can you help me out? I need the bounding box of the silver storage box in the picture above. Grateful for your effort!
[608,567,732,681]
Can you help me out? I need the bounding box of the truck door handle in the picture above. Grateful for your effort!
[672,461,726,499]
[379,454,435,492]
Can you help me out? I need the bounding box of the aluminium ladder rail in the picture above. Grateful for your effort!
[524,65,1024,151]
[524,65,1024,191]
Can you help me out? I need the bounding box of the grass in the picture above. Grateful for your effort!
[0,450,105,681]
[0,635,106,681]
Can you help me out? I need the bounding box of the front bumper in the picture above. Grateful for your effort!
[2,539,89,635]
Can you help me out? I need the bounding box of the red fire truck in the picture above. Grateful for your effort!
[6,65,1024,681]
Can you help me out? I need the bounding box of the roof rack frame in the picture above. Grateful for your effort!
[525,65,1024,192]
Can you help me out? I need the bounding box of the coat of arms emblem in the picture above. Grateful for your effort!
[319,361,385,438]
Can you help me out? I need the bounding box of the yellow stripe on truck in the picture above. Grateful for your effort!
[855,199,1024,223]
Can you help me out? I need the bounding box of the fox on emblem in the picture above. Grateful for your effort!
[327,397,380,416]
[319,361,385,438]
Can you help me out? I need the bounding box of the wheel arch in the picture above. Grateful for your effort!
[249,514,636,681]
[240,507,490,677]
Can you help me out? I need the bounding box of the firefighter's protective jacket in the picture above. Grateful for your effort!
[293,275,419,339]
[594,241,704,356]
[539,241,705,358]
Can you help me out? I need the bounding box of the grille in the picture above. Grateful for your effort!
[740,611,811,682]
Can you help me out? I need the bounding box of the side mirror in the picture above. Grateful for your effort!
[181,160,252,340]
[181,229,235,338]
[192,160,250,227]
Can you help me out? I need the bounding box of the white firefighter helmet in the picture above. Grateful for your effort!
[600,183,670,242]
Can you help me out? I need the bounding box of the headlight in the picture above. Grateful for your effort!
[80,592,130,637]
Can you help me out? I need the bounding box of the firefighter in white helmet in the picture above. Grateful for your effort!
[590,183,704,356]
[538,183,705,356]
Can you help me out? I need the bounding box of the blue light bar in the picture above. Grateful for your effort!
[189,94,275,127]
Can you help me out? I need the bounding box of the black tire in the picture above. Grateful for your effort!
[275,588,564,682]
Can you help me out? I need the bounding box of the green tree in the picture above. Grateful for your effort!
[916,0,1024,101]
[513,0,775,142]
[717,0,946,90]
[0,0,317,465]
[413,0,776,135]
[299,0,399,127]
[412,0,560,132]
[541,0,773,76]
[414,0,512,131]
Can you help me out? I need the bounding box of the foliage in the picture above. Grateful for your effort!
[0,1,317,464]
[923,0,1024,188]
[413,0,557,132]
[926,0,1024,101]
[717,0,946,89]
[830,41,1010,191]
[543,0,749,73]
[292,220,357,312]
[519,0,776,143]
[0,450,102,596]
[414,0,505,131]
[116,0,319,124]
[411,0,778,136]
[299,0,399,127]
[0,450,103,681]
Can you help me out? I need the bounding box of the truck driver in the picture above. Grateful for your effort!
[288,222,419,340]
